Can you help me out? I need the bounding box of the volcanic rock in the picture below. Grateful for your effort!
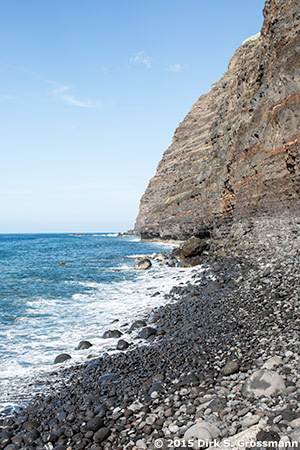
[135,0,300,240]
[102,329,122,339]
[242,369,286,398]
[184,422,220,449]
[54,353,71,364]
[137,327,157,339]
[222,360,240,376]
[130,320,147,330]
[76,340,92,350]
[178,236,209,259]
[134,258,152,270]
[116,339,130,350]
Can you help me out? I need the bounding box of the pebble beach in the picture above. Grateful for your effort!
[1,217,300,450]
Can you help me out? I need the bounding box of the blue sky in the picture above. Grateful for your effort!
[0,0,265,233]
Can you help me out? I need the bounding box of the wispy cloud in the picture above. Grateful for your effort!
[130,51,151,69]
[5,64,102,109]
[51,85,102,108]
[169,63,184,73]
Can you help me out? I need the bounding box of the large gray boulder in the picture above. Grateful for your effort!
[262,356,283,370]
[134,259,152,270]
[102,329,122,339]
[137,327,157,339]
[179,236,208,260]
[242,369,286,398]
[130,320,147,330]
[117,339,130,350]
[54,353,71,364]
[222,360,240,376]
[76,340,92,350]
[184,421,220,449]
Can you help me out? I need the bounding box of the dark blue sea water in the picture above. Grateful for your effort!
[0,233,196,413]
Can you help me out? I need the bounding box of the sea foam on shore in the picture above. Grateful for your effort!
[0,233,205,415]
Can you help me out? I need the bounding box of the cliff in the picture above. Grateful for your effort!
[135,0,300,240]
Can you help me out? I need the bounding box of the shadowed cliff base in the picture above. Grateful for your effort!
[135,0,300,241]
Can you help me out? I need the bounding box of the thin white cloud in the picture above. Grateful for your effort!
[169,63,184,73]
[6,64,102,109]
[52,85,102,108]
[130,51,151,69]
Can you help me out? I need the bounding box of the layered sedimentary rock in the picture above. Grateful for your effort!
[135,0,300,240]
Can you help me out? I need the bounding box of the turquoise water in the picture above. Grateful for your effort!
[0,233,194,412]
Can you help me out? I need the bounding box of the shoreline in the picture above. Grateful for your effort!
[0,237,195,416]
[1,218,300,449]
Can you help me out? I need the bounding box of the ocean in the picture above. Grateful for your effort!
[0,233,196,414]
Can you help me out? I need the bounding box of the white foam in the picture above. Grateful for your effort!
[0,258,209,413]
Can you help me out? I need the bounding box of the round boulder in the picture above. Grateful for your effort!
[130,320,147,330]
[222,360,240,376]
[184,421,220,449]
[117,339,130,350]
[54,353,71,364]
[137,327,157,339]
[93,427,110,443]
[242,369,286,398]
[76,340,92,350]
[134,259,152,270]
[262,356,283,370]
[86,417,104,431]
[102,329,122,339]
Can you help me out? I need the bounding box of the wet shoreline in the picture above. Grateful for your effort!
[1,219,300,449]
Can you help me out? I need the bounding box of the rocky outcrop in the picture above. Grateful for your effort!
[135,0,300,240]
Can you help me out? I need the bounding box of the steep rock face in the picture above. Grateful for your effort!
[135,0,300,240]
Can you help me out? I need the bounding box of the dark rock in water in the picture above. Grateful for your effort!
[86,417,104,431]
[117,339,130,350]
[111,318,119,323]
[85,360,101,371]
[93,427,110,443]
[134,258,152,270]
[138,327,157,339]
[102,329,122,339]
[149,382,163,395]
[54,353,71,364]
[98,372,118,384]
[130,320,147,330]
[76,340,93,350]
[222,360,240,376]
